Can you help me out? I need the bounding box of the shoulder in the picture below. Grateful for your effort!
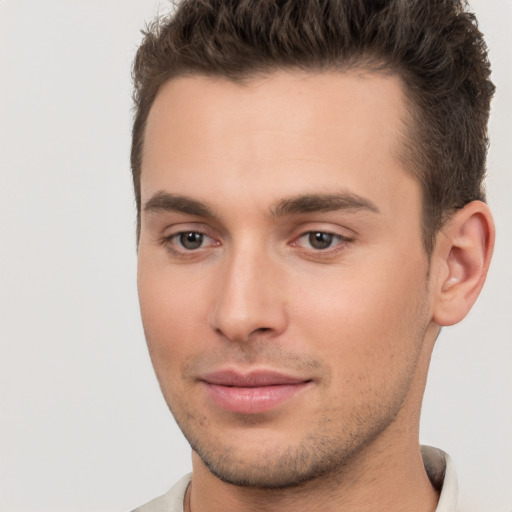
[131,473,191,512]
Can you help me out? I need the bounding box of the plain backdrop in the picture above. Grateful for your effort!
[0,1,510,511]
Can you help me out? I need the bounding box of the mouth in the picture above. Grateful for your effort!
[200,369,313,414]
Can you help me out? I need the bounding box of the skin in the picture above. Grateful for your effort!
[137,71,494,512]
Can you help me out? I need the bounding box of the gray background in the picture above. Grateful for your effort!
[0,1,510,511]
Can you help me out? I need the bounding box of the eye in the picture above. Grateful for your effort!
[295,231,350,251]
[161,230,219,254]
[178,231,206,250]
[307,232,336,250]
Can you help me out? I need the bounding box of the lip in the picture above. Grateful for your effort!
[200,370,313,414]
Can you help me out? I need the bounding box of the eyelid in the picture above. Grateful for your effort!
[293,231,351,246]
[290,222,355,240]
[160,221,219,239]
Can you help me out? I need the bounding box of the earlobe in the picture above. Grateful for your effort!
[432,201,495,326]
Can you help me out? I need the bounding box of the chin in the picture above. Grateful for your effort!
[196,446,336,489]
[186,426,371,490]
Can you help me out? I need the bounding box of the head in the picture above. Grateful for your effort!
[132,0,495,491]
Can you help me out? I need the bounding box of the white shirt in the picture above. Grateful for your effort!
[132,445,459,512]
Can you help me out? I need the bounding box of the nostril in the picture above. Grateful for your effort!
[254,327,272,333]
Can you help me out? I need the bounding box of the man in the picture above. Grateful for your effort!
[131,1,495,511]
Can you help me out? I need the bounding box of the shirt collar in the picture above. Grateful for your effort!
[421,445,459,512]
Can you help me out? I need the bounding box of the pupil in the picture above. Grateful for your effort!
[309,232,333,249]
[180,232,203,249]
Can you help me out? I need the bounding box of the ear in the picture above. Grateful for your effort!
[432,200,495,326]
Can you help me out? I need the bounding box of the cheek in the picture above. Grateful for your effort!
[137,263,211,383]
[292,254,429,383]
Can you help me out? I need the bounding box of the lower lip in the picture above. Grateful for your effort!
[204,382,311,414]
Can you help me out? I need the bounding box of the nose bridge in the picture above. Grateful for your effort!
[209,238,287,342]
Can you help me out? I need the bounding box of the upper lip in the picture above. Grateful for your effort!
[200,369,311,387]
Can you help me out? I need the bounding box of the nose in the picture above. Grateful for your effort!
[209,244,288,343]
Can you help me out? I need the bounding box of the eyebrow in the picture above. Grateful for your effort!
[271,192,380,217]
[143,192,216,217]
[143,191,380,219]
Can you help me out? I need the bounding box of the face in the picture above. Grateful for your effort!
[137,71,438,488]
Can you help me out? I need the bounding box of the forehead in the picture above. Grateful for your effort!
[141,70,418,219]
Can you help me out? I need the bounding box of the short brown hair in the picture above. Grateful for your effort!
[131,0,495,254]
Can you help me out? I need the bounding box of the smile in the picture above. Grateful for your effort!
[200,370,313,414]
